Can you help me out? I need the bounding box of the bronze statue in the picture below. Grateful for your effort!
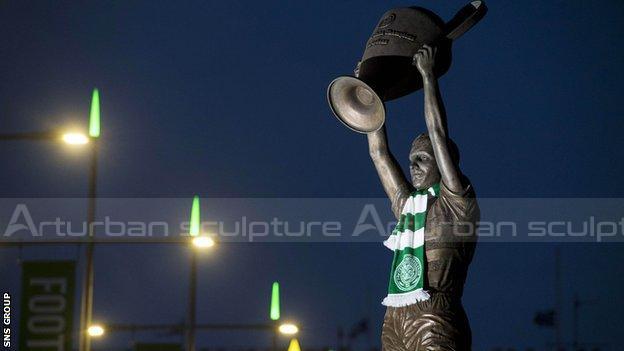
[327,3,486,350]
[373,44,480,351]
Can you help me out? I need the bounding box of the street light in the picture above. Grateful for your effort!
[0,89,100,351]
[278,323,299,335]
[79,88,102,351]
[269,282,301,351]
[62,132,89,145]
[192,236,215,249]
[187,194,215,351]
[87,325,105,337]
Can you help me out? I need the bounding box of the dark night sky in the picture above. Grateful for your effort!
[1,1,624,350]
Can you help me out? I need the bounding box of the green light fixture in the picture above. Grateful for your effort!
[89,88,101,138]
[270,281,280,320]
[190,195,200,237]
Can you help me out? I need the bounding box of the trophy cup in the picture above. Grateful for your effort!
[327,1,488,133]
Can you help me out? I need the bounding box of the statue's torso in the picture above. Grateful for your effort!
[423,181,479,297]
[382,181,479,351]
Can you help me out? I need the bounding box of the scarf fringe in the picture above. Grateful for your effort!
[381,289,430,307]
[383,236,397,251]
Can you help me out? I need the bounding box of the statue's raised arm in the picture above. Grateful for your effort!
[357,63,411,219]
[367,126,411,219]
[413,45,463,193]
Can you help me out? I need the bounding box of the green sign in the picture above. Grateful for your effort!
[19,261,75,351]
[135,343,183,351]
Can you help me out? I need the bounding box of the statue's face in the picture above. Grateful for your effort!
[409,146,440,190]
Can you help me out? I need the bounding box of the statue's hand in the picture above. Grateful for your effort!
[354,61,361,78]
[413,45,437,77]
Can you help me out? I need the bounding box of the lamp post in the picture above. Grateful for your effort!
[1,128,91,351]
[187,195,215,351]
[0,88,99,351]
[268,282,300,351]
[78,88,101,351]
[187,247,198,351]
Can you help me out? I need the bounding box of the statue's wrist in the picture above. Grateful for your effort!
[421,71,435,79]
[420,73,435,84]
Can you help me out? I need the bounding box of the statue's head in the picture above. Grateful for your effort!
[409,133,459,190]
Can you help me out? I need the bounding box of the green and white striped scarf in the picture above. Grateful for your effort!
[382,184,440,307]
